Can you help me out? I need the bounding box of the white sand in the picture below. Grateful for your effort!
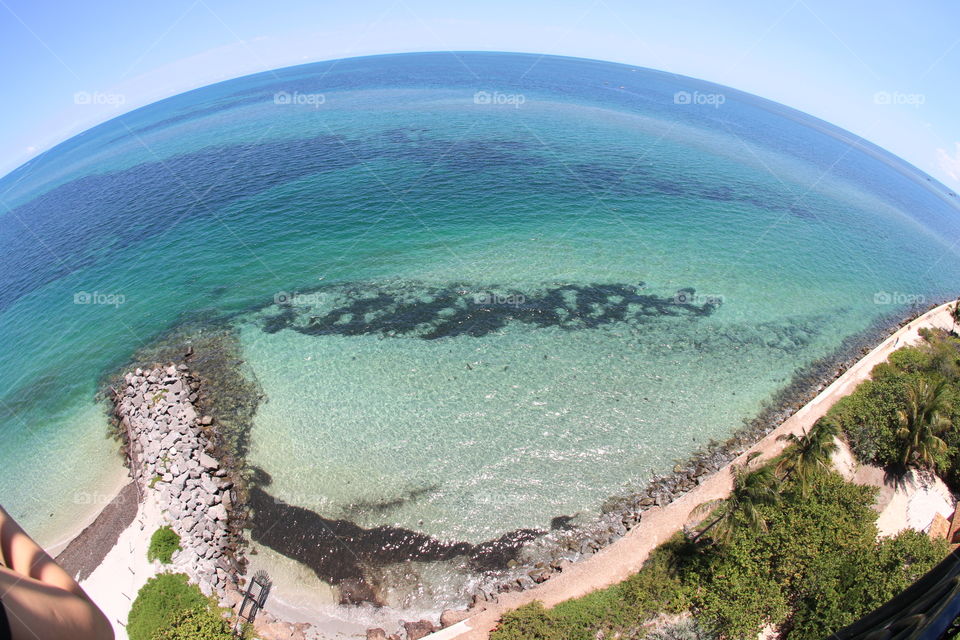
[835,437,955,536]
[78,493,165,640]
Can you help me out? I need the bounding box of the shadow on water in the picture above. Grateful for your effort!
[248,485,542,603]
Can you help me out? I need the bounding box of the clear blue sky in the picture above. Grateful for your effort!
[1,0,958,186]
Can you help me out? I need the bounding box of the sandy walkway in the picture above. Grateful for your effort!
[431,302,958,640]
[77,492,166,640]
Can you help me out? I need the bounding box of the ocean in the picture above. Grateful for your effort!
[1,51,959,621]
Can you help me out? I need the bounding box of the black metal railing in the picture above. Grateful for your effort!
[830,549,960,640]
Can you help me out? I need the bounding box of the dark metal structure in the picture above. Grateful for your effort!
[831,549,960,640]
[236,570,271,631]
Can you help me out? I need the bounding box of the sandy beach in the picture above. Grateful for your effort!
[431,301,959,640]
[46,301,958,640]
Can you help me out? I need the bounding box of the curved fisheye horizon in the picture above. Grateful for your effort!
[4,5,960,640]
[1,1,959,187]
[4,49,959,205]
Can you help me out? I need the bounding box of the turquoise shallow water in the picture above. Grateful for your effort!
[0,54,959,609]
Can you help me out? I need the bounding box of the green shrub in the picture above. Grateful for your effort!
[148,526,181,564]
[621,542,691,615]
[152,606,236,640]
[492,602,557,640]
[888,347,933,374]
[492,471,948,640]
[647,618,716,640]
[827,375,907,465]
[492,542,691,640]
[127,573,207,640]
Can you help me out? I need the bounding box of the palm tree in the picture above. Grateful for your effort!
[897,378,951,469]
[775,419,839,495]
[692,459,779,544]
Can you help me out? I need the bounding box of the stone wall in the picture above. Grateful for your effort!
[113,363,242,598]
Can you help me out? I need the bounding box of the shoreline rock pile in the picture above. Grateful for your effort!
[453,313,918,608]
[113,363,242,598]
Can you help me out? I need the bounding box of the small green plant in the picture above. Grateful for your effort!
[127,573,207,640]
[149,475,162,488]
[148,526,181,564]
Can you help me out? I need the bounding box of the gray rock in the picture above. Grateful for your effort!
[403,620,437,640]
[181,405,197,423]
[199,452,219,470]
[441,609,471,628]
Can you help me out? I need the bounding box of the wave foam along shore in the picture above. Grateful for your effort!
[428,301,960,640]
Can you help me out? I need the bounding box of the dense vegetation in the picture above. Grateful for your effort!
[127,572,235,640]
[128,573,208,640]
[153,607,237,640]
[493,324,960,640]
[147,525,182,564]
[493,472,946,640]
[828,328,960,485]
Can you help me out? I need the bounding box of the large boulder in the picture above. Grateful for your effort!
[403,620,437,640]
[440,609,471,628]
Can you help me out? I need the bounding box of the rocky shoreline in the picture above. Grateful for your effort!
[111,356,316,640]
[97,302,938,640]
[112,363,245,598]
[446,304,937,609]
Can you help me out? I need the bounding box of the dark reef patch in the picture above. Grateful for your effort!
[248,486,542,600]
[260,281,720,340]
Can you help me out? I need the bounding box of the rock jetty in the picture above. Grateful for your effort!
[112,363,243,598]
